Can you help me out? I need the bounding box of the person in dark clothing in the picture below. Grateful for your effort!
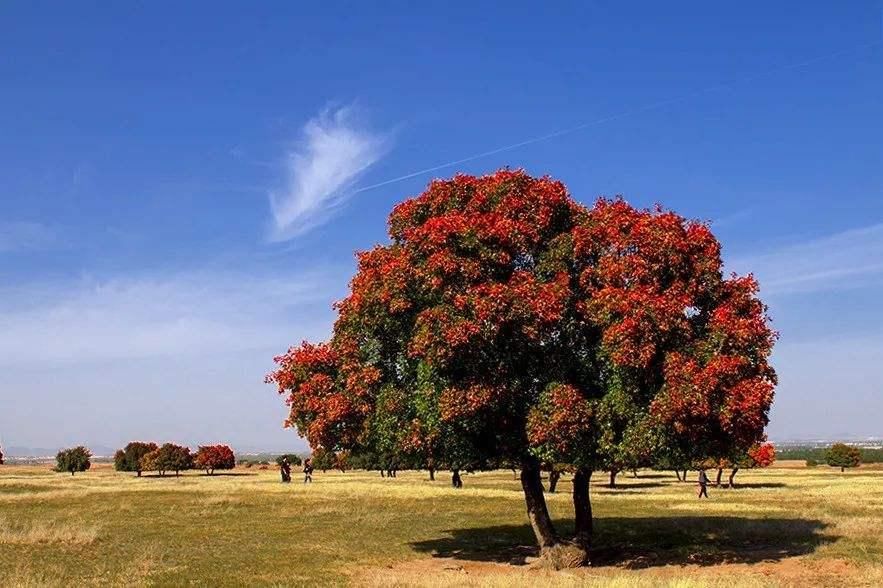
[697,468,710,498]
[303,457,314,484]
[280,456,291,483]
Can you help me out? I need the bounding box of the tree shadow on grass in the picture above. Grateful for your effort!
[724,482,788,490]
[201,472,259,477]
[411,516,834,568]
[595,482,669,491]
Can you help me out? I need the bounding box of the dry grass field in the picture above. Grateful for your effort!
[1,462,881,586]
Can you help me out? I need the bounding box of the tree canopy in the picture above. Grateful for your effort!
[826,443,861,472]
[194,445,236,475]
[141,443,193,477]
[114,442,158,476]
[56,446,91,475]
[268,170,777,566]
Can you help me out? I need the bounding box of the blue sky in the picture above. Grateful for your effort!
[1,2,882,453]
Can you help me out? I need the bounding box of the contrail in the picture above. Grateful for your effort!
[354,39,881,195]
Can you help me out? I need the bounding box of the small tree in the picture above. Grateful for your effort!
[826,443,861,472]
[56,446,91,475]
[141,443,193,477]
[114,442,158,477]
[311,448,335,473]
[194,445,235,475]
[274,454,303,467]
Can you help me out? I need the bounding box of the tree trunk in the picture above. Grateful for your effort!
[548,470,561,493]
[429,466,435,481]
[682,469,688,482]
[520,462,558,550]
[512,468,518,480]
[451,468,462,488]
[137,470,142,478]
[380,469,385,478]
[632,469,638,478]
[715,468,723,487]
[608,470,617,488]
[841,466,845,473]
[572,468,592,551]
[675,470,682,481]
[729,467,738,487]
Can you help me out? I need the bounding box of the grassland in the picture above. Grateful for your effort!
[1,462,881,586]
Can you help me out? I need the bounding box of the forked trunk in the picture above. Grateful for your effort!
[572,468,592,551]
[715,468,723,486]
[520,462,558,550]
[729,467,738,487]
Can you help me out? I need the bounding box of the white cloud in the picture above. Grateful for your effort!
[0,268,343,366]
[0,266,348,451]
[268,105,391,241]
[728,222,883,295]
[0,221,56,252]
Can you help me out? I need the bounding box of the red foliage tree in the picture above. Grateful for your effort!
[748,442,776,468]
[194,445,236,475]
[727,441,776,487]
[268,170,777,566]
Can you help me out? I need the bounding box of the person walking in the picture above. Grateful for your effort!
[303,457,314,484]
[697,468,710,499]
[280,456,291,483]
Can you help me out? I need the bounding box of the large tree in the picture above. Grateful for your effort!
[268,170,776,566]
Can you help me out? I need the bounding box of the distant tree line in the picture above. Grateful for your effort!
[778,444,882,464]
[112,442,235,477]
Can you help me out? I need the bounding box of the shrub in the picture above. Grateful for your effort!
[806,458,818,467]
[194,445,236,475]
[56,446,91,475]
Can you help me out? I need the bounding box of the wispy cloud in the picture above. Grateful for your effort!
[729,222,883,295]
[268,105,391,241]
[0,221,57,253]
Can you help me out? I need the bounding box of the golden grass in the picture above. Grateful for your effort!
[0,517,100,546]
[0,464,881,586]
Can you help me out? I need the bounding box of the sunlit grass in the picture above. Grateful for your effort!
[0,463,881,586]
